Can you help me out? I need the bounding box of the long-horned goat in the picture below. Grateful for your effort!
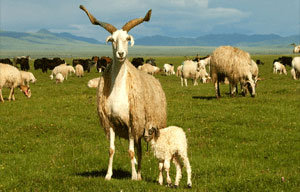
[210,46,256,98]
[80,5,167,181]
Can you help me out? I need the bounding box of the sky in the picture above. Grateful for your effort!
[1,0,300,42]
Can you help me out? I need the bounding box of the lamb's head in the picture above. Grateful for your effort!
[144,126,159,142]
[80,5,151,62]
[242,76,256,97]
[19,85,31,98]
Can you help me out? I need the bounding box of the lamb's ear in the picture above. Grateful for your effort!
[127,35,134,47]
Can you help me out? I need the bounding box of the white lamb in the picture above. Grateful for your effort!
[0,63,31,102]
[20,71,37,85]
[75,64,84,77]
[163,64,175,75]
[144,126,192,188]
[273,61,287,75]
[87,77,100,88]
[55,73,64,83]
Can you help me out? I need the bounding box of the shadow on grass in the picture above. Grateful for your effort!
[76,168,131,179]
[192,96,216,100]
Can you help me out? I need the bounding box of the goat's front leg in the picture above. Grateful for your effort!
[136,138,142,180]
[129,137,138,180]
[105,127,115,180]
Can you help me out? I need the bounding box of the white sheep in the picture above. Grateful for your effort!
[138,63,161,75]
[75,64,84,77]
[291,57,300,80]
[291,43,300,53]
[55,73,64,83]
[144,126,192,188]
[0,63,31,102]
[163,64,175,75]
[50,64,75,80]
[80,5,166,181]
[87,77,100,88]
[273,61,287,75]
[210,46,256,98]
[176,65,183,77]
[20,71,37,85]
[180,60,200,86]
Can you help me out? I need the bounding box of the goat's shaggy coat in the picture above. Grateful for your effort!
[210,46,256,98]
[0,63,31,102]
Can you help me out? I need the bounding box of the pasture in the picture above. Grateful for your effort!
[0,55,299,191]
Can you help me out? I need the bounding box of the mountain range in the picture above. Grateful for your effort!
[0,29,299,51]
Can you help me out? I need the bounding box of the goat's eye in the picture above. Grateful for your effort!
[126,36,131,41]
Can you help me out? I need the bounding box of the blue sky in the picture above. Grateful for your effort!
[1,0,299,42]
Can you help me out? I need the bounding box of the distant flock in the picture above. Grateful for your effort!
[0,4,299,188]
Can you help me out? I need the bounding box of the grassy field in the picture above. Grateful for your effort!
[0,55,299,191]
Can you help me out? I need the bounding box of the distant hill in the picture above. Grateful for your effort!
[135,34,299,47]
[0,29,299,54]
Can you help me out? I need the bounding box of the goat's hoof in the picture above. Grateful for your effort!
[187,184,192,188]
[173,185,178,188]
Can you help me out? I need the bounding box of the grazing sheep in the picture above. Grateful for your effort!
[80,5,166,180]
[0,63,31,102]
[291,57,300,80]
[138,63,161,75]
[50,64,75,80]
[75,64,84,77]
[87,77,100,88]
[144,126,192,188]
[210,46,256,98]
[55,73,64,83]
[20,71,37,86]
[163,64,175,75]
[273,61,287,75]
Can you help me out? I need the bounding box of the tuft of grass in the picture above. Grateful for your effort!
[0,55,299,191]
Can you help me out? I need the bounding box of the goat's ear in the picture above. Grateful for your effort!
[106,36,113,44]
[127,35,134,47]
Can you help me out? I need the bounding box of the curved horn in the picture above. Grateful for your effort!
[122,9,152,32]
[79,5,117,34]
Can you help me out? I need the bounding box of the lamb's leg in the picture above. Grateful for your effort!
[0,89,4,102]
[158,161,164,185]
[136,138,142,180]
[164,159,172,186]
[184,78,187,86]
[180,77,183,86]
[105,127,115,180]
[173,156,182,187]
[182,156,192,188]
[129,137,138,180]
[230,83,237,97]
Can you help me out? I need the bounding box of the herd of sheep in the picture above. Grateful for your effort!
[0,4,300,188]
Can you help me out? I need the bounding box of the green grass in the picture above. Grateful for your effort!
[0,55,300,191]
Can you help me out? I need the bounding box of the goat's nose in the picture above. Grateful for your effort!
[118,52,124,58]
